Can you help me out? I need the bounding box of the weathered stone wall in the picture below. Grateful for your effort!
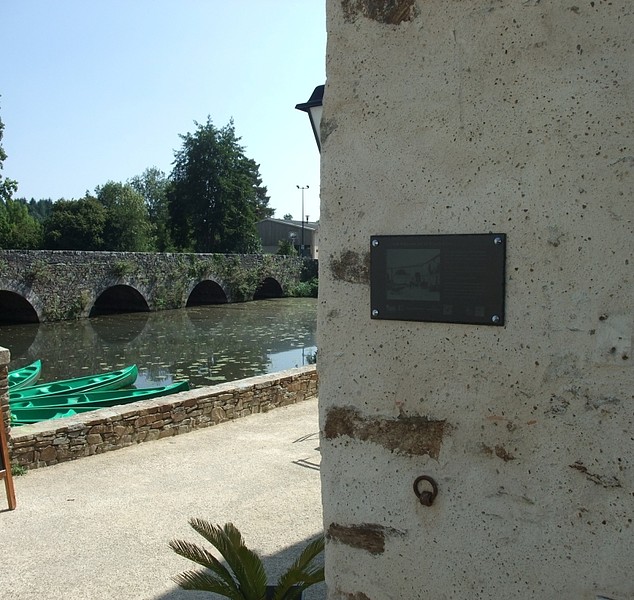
[321,1,632,599]
[8,365,317,469]
[0,250,317,322]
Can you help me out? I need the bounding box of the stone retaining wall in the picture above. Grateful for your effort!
[6,365,318,470]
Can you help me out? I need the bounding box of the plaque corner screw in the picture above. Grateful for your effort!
[491,315,501,324]
[371,239,379,247]
[372,309,379,317]
[493,236,503,245]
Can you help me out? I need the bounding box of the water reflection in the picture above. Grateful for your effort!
[90,312,150,343]
[0,298,317,389]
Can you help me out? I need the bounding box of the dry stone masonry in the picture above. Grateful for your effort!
[1,358,317,470]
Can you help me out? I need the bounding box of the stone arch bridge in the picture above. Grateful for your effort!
[0,250,316,324]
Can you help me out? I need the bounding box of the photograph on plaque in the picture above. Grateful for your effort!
[371,234,506,326]
[386,248,440,303]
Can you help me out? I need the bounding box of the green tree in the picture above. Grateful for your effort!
[96,181,154,251]
[252,168,274,220]
[129,167,173,251]
[26,198,54,222]
[283,213,293,220]
[276,239,297,256]
[0,104,18,204]
[168,118,268,253]
[0,106,42,248]
[0,198,43,249]
[43,197,107,250]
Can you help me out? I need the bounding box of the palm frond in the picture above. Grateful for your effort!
[298,566,325,588]
[234,542,268,599]
[170,521,324,600]
[291,537,325,572]
[273,585,304,600]
[273,537,325,600]
[188,520,267,600]
[172,569,243,600]
[273,567,324,600]
[222,522,247,548]
[169,538,236,590]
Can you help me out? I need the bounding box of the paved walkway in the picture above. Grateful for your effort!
[1,398,323,600]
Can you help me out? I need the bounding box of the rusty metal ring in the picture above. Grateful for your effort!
[413,475,438,506]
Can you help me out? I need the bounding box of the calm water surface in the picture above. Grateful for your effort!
[0,298,317,389]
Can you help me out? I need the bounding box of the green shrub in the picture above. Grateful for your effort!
[277,239,298,256]
[26,259,50,284]
[112,259,136,277]
[11,464,27,476]
[290,277,318,298]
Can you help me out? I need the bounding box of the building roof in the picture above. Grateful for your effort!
[257,217,319,231]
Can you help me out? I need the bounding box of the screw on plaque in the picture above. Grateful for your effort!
[413,475,438,507]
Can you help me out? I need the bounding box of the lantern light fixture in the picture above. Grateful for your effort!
[295,85,324,152]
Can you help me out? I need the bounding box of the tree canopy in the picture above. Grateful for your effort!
[0,104,42,248]
[27,198,54,222]
[129,167,173,251]
[0,108,279,253]
[0,108,17,204]
[0,198,43,249]
[95,181,153,251]
[43,197,107,250]
[168,118,271,253]
[277,239,297,256]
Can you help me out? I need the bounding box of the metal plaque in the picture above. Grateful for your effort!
[370,234,506,325]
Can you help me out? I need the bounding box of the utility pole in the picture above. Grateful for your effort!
[296,185,309,257]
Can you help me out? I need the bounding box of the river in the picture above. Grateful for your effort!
[0,298,317,389]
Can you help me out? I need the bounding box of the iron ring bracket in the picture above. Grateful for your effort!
[413,475,438,506]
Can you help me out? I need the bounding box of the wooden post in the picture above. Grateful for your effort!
[0,347,16,510]
[0,419,16,510]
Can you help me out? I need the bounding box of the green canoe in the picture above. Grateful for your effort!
[10,380,190,410]
[10,406,98,425]
[8,360,42,390]
[8,365,138,403]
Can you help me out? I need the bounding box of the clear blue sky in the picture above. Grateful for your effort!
[1,1,325,221]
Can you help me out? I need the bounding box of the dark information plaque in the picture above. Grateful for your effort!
[370,233,506,326]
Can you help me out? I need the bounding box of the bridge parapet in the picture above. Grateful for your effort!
[0,250,316,323]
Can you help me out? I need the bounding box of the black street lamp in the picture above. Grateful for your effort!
[295,85,324,152]
[296,185,309,257]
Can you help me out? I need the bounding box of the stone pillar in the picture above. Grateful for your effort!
[320,1,633,598]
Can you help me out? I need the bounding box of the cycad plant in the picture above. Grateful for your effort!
[169,520,325,600]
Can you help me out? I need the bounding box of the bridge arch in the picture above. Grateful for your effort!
[0,290,40,324]
[89,284,150,317]
[0,250,313,322]
[253,277,284,300]
[186,279,229,306]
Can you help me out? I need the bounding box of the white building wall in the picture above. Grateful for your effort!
[319,1,633,598]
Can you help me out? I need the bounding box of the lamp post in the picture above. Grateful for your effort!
[295,85,324,152]
[296,185,309,257]
[288,231,298,254]
[295,85,324,258]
